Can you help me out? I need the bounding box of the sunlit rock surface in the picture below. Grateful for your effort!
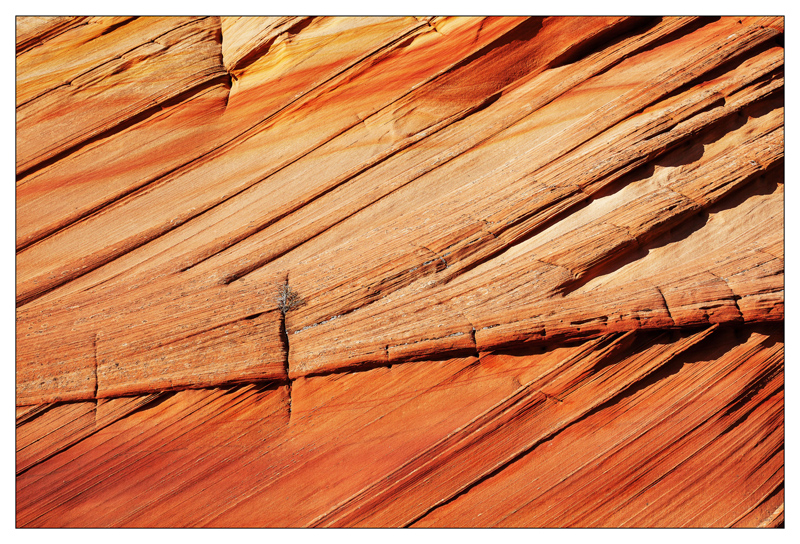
[16,16,783,527]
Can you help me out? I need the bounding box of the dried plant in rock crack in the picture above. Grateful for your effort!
[277,281,305,314]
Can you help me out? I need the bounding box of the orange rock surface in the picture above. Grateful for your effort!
[16,16,783,527]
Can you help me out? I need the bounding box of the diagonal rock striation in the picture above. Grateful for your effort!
[16,15,783,528]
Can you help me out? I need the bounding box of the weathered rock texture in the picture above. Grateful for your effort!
[16,16,783,527]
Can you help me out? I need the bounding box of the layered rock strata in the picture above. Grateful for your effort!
[16,16,783,527]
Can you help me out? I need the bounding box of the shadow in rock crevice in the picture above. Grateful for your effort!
[559,153,782,298]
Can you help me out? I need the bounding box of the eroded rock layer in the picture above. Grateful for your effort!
[16,16,783,527]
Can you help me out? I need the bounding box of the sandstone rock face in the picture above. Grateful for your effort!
[16,16,783,527]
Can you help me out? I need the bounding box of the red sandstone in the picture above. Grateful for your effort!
[16,16,783,528]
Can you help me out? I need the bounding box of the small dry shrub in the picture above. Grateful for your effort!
[277,282,304,314]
